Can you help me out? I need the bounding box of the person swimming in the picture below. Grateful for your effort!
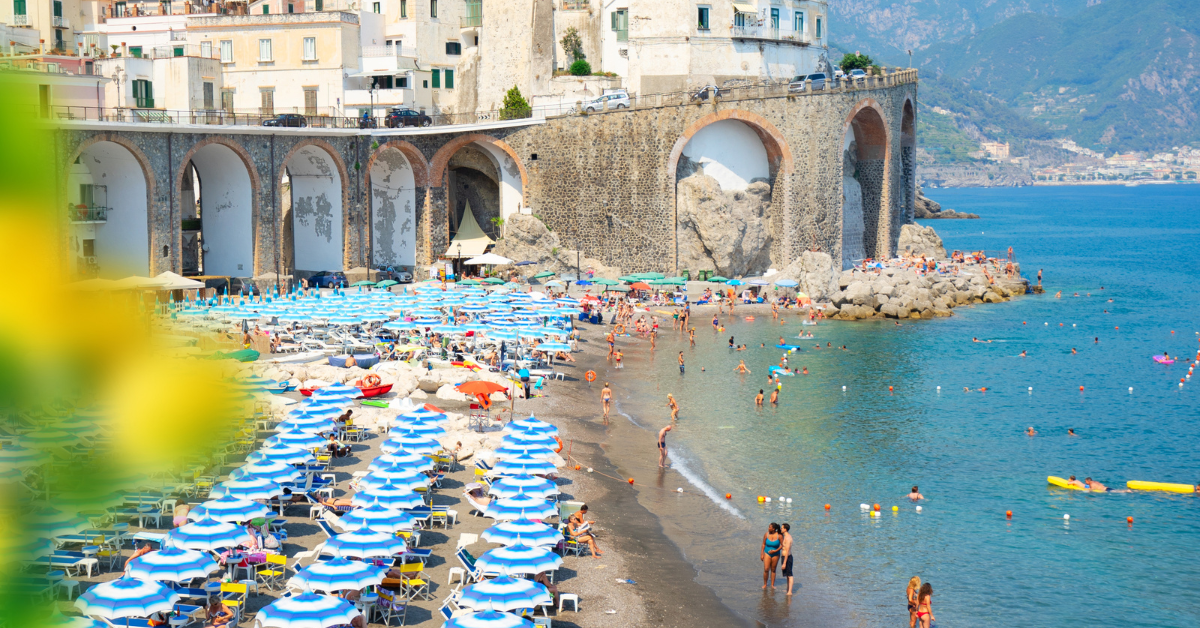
[1026,427,1037,436]
[1066,475,1086,488]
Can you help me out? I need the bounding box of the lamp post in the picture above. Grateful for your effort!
[907,49,912,68]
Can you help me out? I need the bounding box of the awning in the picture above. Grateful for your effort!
[443,201,495,259]
[154,271,205,290]
[733,3,757,13]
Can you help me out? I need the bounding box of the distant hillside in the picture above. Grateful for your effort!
[832,0,1200,154]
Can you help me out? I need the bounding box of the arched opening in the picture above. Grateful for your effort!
[842,104,889,269]
[67,140,150,277]
[368,145,419,272]
[179,142,255,277]
[430,135,526,226]
[900,100,917,224]
[281,143,344,276]
[448,144,502,241]
[672,115,788,278]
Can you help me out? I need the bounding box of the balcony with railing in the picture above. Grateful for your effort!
[461,1,482,28]
[69,204,108,223]
[730,25,811,45]
[52,16,70,29]
[361,44,417,59]
[344,88,413,107]
[13,14,29,26]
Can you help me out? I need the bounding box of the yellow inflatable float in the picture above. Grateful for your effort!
[1047,476,1087,490]
[1126,481,1196,494]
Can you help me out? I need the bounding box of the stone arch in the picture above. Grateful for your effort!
[366,140,429,270]
[667,109,795,278]
[841,99,891,268]
[65,134,157,277]
[173,137,262,277]
[900,98,917,225]
[429,133,528,219]
[278,138,350,274]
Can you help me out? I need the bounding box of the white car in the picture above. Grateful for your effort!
[583,91,630,112]
[848,68,868,79]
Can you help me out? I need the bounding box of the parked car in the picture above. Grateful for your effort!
[228,277,261,296]
[848,68,868,80]
[309,271,346,289]
[375,268,414,284]
[583,91,630,112]
[262,113,308,127]
[385,108,433,128]
[789,72,834,91]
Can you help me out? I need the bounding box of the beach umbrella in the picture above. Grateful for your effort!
[376,280,399,288]
[475,544,563,576]
[314,383,361,396]
[493,445,557,463]
[553,297,580,305]
[707,276,728,282]
[338,503,418,533]
[501,431,560,450]
[389,422,447,438]
[31,508,89,538]
[725,279,743,286]
[289,557,388,594]
[379,434,441,455]
[488,475,558,500]
[492,456,557,476]
[397,407,447,422]
[49,615,106,628]
[363,463,428,483]
[188,494,271,523]
[125,547,218,582]
[75,577,180,621]
[357,470,429,492]
[532,271,555,279]
[369,452,434,471]
[250,444,314,466]
[0,467,23,483]
[456,380,509,396]
[443,611,534,628]
[11,537,52,562]
[484,495,558,521]
[459,577,552,612]
[535,342,572,353]
[604,285,631,293]
[774,279,799,287]
[265,430,326,450]
[256,593,361,628]
[351,483,425,510]
[21,430,81,449]
[235,459,304,484]
[323,529,406,559]
[275,419,338,435]
[480,519,563,548]
[166,518,249,551]
[288,406,345,419]
[213,476,283,501]
[506,417,558,437]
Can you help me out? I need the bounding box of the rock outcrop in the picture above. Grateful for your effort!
[675,172,773,278]
[771,251,838,301]
[491,214,622,279]
[897,224,947,259]
[914,188,980,219]
[824,265,1027,320]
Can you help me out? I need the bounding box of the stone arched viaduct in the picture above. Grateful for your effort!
[58,72,918,280]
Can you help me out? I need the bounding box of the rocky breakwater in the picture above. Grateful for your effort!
[825,265,1027,320]
[915,188,979,219]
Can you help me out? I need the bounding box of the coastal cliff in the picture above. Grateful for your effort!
[914,188,980,219]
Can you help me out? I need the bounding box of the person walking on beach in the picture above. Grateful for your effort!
[667,394,679,421]
[906,577,922,628]
[780,523,795,595]
[678,351,685,374]
[657,425,673,468]
[761,522,783,589]
[601,383,612,423]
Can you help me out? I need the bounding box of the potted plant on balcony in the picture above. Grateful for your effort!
[74,203,88,220]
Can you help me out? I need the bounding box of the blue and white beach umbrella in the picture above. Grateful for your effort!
[22,430,80,449]
[367,463,432,482]
[379,434,441,455]
[49,615,106,628]
[491,455,557,477]
[314,383,361,396]
[0,444,44,470]
[213,476,283,501]
[357,470,429,492]
[501,431,560,450]
[289,557,388,593]
[493,445,557,463]
[287,406,344,420]
[74,577,180,620]
[536,342,572,353]
[506,417,558,437]
[275,419,338,435]
[323,529,406,559]
[389,422,447,438]
[279,413,341,429]
[251,444,314,465]
[459,577,553,612]
[484,495,558,521]
[338,503,418,533]
[369,452,434,472]
[488,475,558,500]
[475,544,563,577]
[188,494,271,523]
[265,430,326,450]
[236,459,304,484]
[443,611,535,628]
[166,518,249,551]
[255,592,361,628]
[351,483,425,510]
[125,547,218,582]
[397,408,448,423]
[480,519,563,548]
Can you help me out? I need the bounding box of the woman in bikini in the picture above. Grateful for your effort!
[760,522,783,589]
[906,576,922,628]
[916,582,933,628]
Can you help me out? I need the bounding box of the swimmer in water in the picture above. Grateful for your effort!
[769,388,779,405]
[729,336,735,348]
[755,389,764,406]
[1083,477,1128,492]
[734,360,751,374]
[1071,348,1077,354]
[1020,350,1027,357]
[667,394,679,421]
[1026,427,1037,436]
[907,486,924,501]
[1067,475,1086,489]
[1068,428,1076,436]
[801,367,808,375]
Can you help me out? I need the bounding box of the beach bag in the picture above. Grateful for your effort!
[263,534,280,549]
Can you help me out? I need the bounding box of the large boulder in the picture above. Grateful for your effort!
[675,173,774,278]
[772,251,838,301]
[491,214,622,280]
[844,281,874,306]
[898,224,947,259]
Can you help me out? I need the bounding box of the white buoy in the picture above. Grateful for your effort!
[1028,387,1033,393]
[786,498,793,504]
[1129,387,1133,393]
[779,496,785,502]
[915,506,922,512]
[842,385,847,391]
[765,497,771,503]
[936,386,941,391]
[860,503,870,510]
[1064,514,1070,520]
[677,487,683,493]
[587,468,594,473]
[1045,322,1049,326]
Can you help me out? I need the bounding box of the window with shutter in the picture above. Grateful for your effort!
[611,9,628,42]
[794,12,804,36]
[203,82,214,109]
[13,0,26,15]
[303,89,317,116]
[445,41,460,55]
[431,0,436,17]
[400,0,405,17]
[431,69,440,89]
[200,40,212,58]
[259,39,272,61]
[445,69,454,89]
[816,17,822,38]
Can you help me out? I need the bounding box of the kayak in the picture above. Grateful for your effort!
[1126,480,1195,493]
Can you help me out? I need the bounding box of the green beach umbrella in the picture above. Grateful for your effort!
[708,276,729,282]
[532,271,555,279]
[376,280,399,287]
[635,272,666,280]
[351,280,376,287]
[482,277,505,284]
[458,279,482,286]
[592,278,618,286]
[604,285,631,292]
[617,275,641,283]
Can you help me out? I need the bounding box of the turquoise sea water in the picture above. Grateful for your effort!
[611,186,1200,627]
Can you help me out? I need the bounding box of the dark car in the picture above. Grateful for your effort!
[385,108,432,128]
[309,271,346,289]
[262,113,308,127]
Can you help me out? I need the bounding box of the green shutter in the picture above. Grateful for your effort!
[146,81,153,108]
[263,5,269,13]
[431,69,440,88]
[14,0,26,15]
[611,10,616,30]
[445,69,454,89]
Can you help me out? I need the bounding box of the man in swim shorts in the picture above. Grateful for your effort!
[657,425,672,468]
[678,352,685,374]
[780,523,795,595]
